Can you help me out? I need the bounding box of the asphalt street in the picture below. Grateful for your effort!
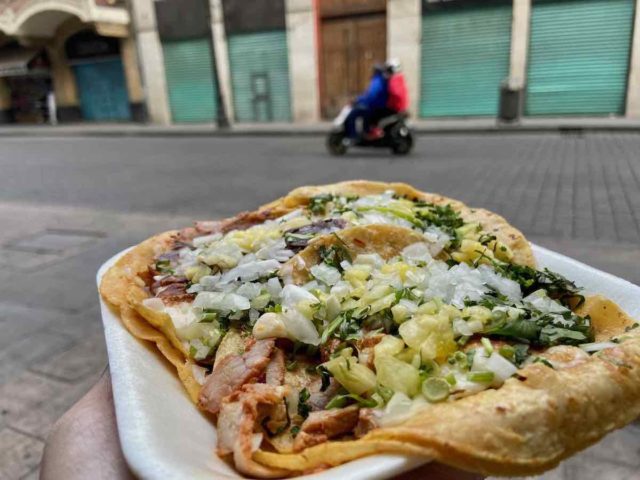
[1,132,639,480]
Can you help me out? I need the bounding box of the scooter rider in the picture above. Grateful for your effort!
[385,58,409,114]
[344,64,388,143]
[369,59,409,136]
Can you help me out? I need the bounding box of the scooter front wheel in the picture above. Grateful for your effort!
[326,132,348,156]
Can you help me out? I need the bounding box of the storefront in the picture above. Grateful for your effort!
[156,0,219,123]
[419,0,512,117]
[66,30,131,121]
[525,0,635,116]
[0,46,53,124]
[224,0,291,122]
[162,38,219,123]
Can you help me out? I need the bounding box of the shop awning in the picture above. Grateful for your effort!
[0,48,42,77]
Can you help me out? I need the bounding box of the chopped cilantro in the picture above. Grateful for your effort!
[318,236,352,271]
[297,388,311,419]
[316,365,332,392]
[308,194,334,215]
[155,259,174,274]
[326,393,377,409]
[492,263,584,308]
[264,303,282,313]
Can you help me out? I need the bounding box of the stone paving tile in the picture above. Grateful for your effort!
[0,372,66,431]
[0,370,100,441]
[30,330,107,382]
[0,303,67,351]
[9,373,101,441]
[529,236,640,286]
[0,330,74,386]
[46,304,104,341]
[0,428,44,480]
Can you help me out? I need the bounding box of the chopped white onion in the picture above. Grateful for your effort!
[423,262,488,308]
[330,281,351,300]
[219,259,280,284]
[253,312,289,340]
[191,364,207,385]
[579,341,619,353]
[381,392,413,426]
[192,233,222,247]
[281,307,320,345]
[193,292,250,312]
[472,349,518,385]
[266,277,283,298]
[164,303,199,329]
[142,297,165,311]
[310,263,342,286]
[236,282,262,300]
[477,264,522,302]
[381,392,429,427]
[523,289,569,314]
[280,284,318,308]
[452,318,474,337]
[401,242,432,264]
[354,253,384,268]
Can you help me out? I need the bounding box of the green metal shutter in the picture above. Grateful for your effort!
[526,0,634,116]
[162,38,218,123]
[227,30,292,122]
[420,3,512,117]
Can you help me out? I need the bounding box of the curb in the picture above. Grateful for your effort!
[0,122,639,137]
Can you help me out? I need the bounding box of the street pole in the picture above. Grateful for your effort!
[206,0,230,129]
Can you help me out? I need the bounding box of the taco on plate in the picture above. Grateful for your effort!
[100,181,640,478]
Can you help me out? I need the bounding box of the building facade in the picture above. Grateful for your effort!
[2,0,639,124]
[134,0,640,125]
[0,0,144,124]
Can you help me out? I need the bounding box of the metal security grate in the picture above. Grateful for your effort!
[526,0,634,116]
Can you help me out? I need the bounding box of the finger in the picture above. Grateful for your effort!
[40,371,134,480]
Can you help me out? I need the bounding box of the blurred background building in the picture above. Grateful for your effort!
[0,0,142,123]
[1,0,639,125]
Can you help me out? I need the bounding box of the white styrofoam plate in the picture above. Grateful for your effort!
[97,244,640,480]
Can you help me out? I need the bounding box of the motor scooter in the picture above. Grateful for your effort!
[326,105,414,156]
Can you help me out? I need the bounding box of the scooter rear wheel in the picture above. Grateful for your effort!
[326,132,348,156]
[391,129,414,155]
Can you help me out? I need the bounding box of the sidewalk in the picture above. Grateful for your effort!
[1,116,640,137]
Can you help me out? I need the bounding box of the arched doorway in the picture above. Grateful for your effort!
[65,30,131,121]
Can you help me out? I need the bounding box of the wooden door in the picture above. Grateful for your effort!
[320,14,386,118]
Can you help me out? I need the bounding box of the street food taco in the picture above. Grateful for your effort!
[100,181,640,478]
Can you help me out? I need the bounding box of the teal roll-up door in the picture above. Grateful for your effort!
[526,0,634,116]
[162,38,218,123]
[74,58,131,121]
[420,3,512,117]
[227,30,291,122]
